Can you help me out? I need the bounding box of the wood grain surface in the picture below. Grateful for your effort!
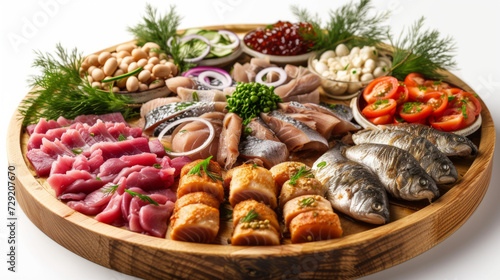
[7,24,496,279]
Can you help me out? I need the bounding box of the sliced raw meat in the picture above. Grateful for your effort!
[90,137,151,160]
[217,113,242,170]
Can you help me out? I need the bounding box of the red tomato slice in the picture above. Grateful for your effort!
[423,80,451,91]
[423,91,448,116]
[399,102,433,123]
[395,83,409,105]
[363,76,399,103]
[407,85,429,101]
[362,99,397,118]
[449,91,482,116]
[443,88,463,97]
[404,73,425,87]
[367,114,393,125]
[429,107,466,132]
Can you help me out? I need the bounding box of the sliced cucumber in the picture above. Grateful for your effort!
[210,47,233,57]
[183,28,204,36]
[199,31,221,45]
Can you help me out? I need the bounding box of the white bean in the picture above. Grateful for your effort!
[91,68,105,82]
[103,58,118,76]
[126,76,139,92]
[116,43,135,53]
[142,42,161,53]
[128,62,139,73]
[98,52,111,65]
[137,58,148,68]
[87,54,99,66]
[138,70,152,83]
[132,48,148,61]
[364,59,376,72]
[153,64,171,78]
[335,44,350,57]
[165,62,178,77]
[320,50,336,61]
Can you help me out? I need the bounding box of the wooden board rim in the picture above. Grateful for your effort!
[7,24,496,279]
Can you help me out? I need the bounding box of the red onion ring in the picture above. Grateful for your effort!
[255,67,288,87]
[157,117,215,157]
[197,70,232,90]
[182,67,232,89]
[212,30,240,50]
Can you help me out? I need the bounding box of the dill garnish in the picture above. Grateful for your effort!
[291,0,390,50]
[241,209,259,223]
[124,189,159,206]
[388,17,457,80]
[18,44,137,126]
[118,134,126,141]
[316,161,327,168]
[102,184,119,195]
[127,4,195,73]
[299,197,316,208]
[289,166,314,185]
[187,156,223,182]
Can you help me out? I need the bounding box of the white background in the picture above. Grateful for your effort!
[1,0,500,279]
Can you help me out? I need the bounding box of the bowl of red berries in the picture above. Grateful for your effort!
[241,21,316,65]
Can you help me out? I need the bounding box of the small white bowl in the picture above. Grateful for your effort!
[350,96,482,136]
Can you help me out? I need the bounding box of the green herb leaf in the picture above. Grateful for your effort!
[192,91,199,102]
[241,209,259,223]
[96,177,102,181]
[153,163,162,169]
[389,17,457,80]
[243,126,252,135]
[179,130,187,133]
[187,156,223,182]
[118,134,126,141]
[418,86,427,91]
[433,80,442,85]
[291,0,390,51]
[102,67,143,83]
[124,189,159,206]
[102,184,119,195]
[90,132,95,137]
[344,64,350,70]
[448,96,456,102]
[460,99,468,104]
[72,148,83,155]
[164,146,172,152]
[462,104,468,119]
[299,197,316,208]
[316,161,327,168]
[252,164,259,168]
[289,166,313,185]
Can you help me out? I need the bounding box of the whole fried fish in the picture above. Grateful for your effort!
[380,124,478,157]
[312,143,390,224]
[344,143,440,202]
[353,129,458,184]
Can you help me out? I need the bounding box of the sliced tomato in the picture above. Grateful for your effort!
[404,73,425,87]
[362,99,397,118]
[363,76,399,103]
[443,87,463,97]
[423,80,451,91]
[367,114,393,125]
[449,91,482,116]
[407,85,429,101]
[423,92,448,116]
[399,102,433,123]
[394,83,409,105]
[429,107,466,132]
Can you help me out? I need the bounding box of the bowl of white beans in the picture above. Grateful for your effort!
[81,42,177,103]
[308,44,392,100]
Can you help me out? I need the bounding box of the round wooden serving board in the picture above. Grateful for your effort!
[7,25,496,279]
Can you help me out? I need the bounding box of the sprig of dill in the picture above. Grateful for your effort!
[388,17,457,80]
[124,189,159,206]
[187,156,223,182]
[289,166,314,185]
[127,4,195,73]
[19,44,138,126]
[241,209,259,223]
[291,0,390,51]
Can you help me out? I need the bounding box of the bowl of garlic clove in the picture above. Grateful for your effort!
[308,44,392,100]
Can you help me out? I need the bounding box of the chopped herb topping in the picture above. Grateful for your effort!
[241,209,259,223]
[164,146,172,152]
[176,102,196,111]
[124,189,159,206]
[102,184,119,195]
[90,132,95,137]
[118,134,126,141]
[299,197,316,208]
[329,104,337,109]
[72,148,83,154]
[462,104,468,119]
[372,99,389,110]
[316,161,327,168]
[289,166,314,185]
[153,163,162,169]
[96,177,102,181]
[187,156,223,182]
[344,64,350,70]
[433,80,442,85]
[179,130,187,133]
[460,98,468,104]
[418,85,427,91]
[448,96,456,102]
[313,211,318,217]
[252,164,259,168]
[192,91,199,102]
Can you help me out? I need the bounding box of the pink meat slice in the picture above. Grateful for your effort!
[170,157,192,177]
[148,139,166,158]
[217,113,242,170]
[74,112,127,126]
[66,185,113,215]
[27,127,68,150]
[90,137,151,160]
[125,167,175,191]
[139,202,175,237]
[47,170,104,197]
[97,153,158,182]
[95,192,125,226]
[33,118,61,134]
